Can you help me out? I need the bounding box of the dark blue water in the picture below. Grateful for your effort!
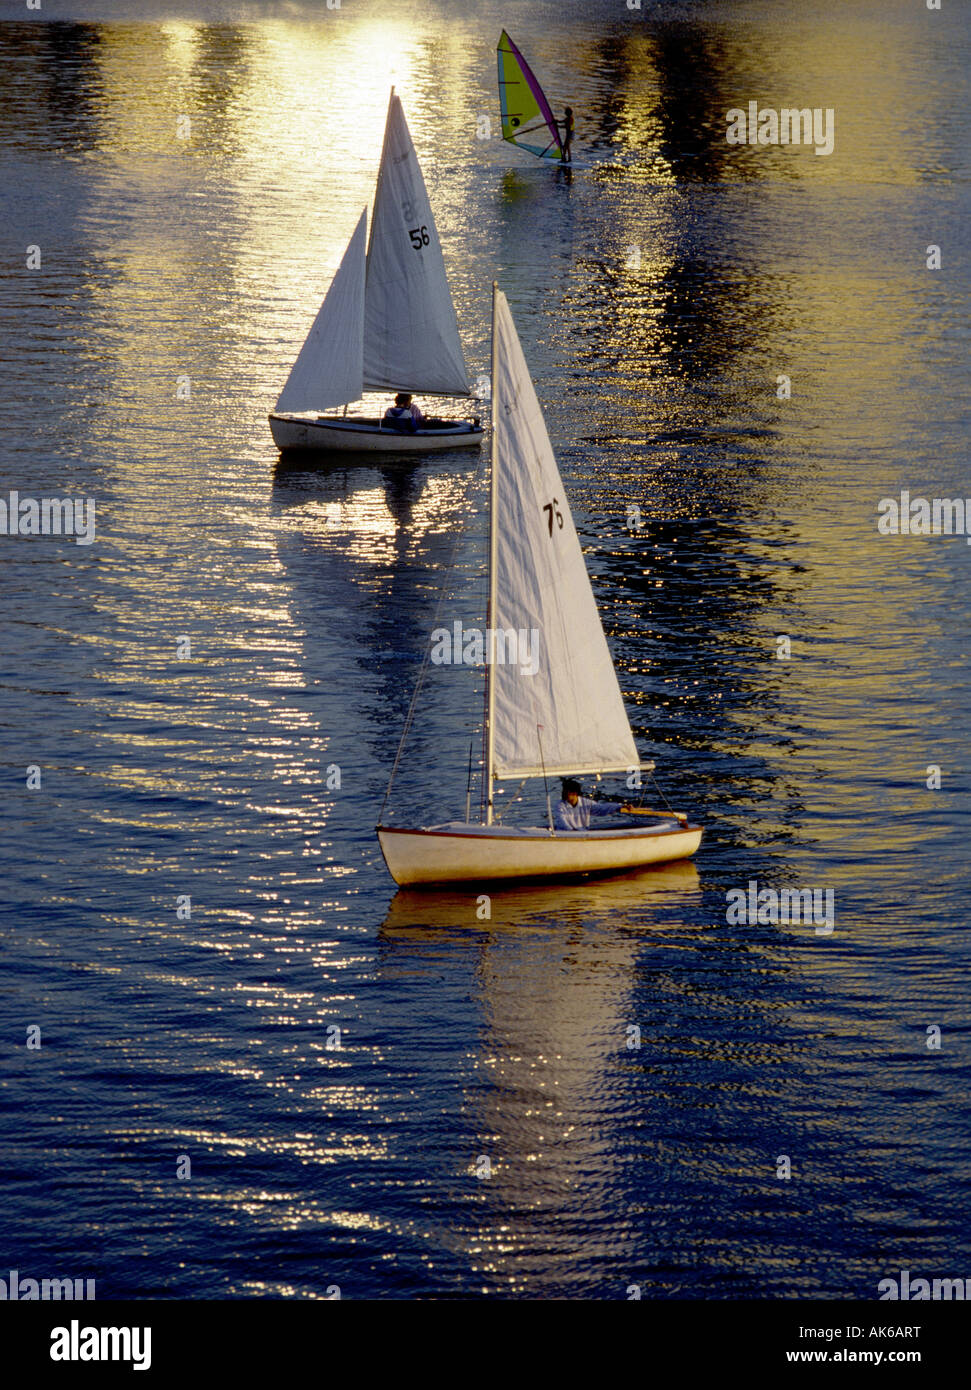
[1,0,969,1299]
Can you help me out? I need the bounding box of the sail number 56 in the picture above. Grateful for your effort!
[543,499,564,536]
[408,225,430,250]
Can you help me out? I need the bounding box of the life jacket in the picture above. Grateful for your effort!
[384,406,416,432]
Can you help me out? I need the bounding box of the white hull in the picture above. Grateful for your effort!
[376,819,703,887]
[269,413,483,454]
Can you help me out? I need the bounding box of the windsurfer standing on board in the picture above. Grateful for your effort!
[555,778,633,831]
[559,106,574,163]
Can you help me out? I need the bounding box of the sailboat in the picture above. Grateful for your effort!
[496,30,567,165]
[376,285,703,887]
[269,91,483,454]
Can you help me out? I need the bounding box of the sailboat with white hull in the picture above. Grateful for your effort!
[269,91,483,454]
[376,285,703,887]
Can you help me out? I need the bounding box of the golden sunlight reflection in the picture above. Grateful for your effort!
[158,21,202,82]
[274,467,480,570]
[231,21,422,364]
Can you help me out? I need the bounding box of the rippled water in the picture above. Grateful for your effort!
[1,0,969,1299]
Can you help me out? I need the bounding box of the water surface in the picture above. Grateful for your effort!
[1,0,969,1298]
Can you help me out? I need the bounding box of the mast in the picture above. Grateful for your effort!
[484,282,498,825]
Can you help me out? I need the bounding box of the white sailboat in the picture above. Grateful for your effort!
[376,285,703,887]
[269,91,483,454]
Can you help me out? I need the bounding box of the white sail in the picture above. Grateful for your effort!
[491,289,640,780]
[276,208,367,413]
[363,93,470,397]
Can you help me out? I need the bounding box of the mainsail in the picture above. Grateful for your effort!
[275,208,367,414]
[496,30,565,163]
[363,92,470,396]
[490,289,640,780]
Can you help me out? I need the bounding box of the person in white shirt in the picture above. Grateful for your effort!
[555,778,634,831]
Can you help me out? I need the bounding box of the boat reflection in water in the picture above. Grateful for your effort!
[376,858,704,1295]
[380,858,701,936]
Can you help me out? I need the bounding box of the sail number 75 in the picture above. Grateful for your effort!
[543,499,564,536]
[408,226,430,249]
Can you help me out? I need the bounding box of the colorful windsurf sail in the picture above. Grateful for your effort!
[496,30,565,162]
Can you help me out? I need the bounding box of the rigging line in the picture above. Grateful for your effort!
[506,119,554,137]
[648,769,676,814]
[464,740,474,825]
[537,724,554,835]
[378,448,490,822]
[507,777,528,805]
[479,661,489,822]
[501,776,529,823]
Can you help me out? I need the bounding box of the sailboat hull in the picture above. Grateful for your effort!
[269,413,483,454]
[376,820,703,887]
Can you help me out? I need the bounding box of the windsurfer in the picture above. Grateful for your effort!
[555,778,633,831]
[560,106,574,162]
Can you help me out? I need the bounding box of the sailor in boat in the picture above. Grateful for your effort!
[383,392,426,432]
[555,778,634,831]
[559,106,575,163]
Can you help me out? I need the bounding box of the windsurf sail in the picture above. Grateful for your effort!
[496,30,565,163]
